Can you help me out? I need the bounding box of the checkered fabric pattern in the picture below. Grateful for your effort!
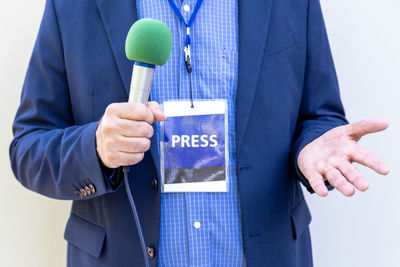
[137,0,245,266]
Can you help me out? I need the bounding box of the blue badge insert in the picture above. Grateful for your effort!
[160,100,228,192]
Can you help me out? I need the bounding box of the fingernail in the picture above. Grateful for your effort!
[316,186,328,197]
[360,182,369,191]
[155,110,164,116]
[380,164,390,174]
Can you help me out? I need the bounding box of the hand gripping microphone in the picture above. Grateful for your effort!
[122,19,172,267]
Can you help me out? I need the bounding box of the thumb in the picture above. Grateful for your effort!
[146,101,167,122]
[347,118,389,139]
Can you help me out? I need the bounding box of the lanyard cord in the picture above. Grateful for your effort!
[167,0,204,108]
[167,0,204,47]
[189,72,194,108]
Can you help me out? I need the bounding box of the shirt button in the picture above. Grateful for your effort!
[183,4,190,12]
[146,247,155,259]
[194,221,201,229]
[151,178,158,191]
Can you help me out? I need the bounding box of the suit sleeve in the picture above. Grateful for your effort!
[9,0,121,200]
[291,0,348,193]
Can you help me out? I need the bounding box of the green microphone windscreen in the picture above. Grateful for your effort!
[125,18,172,66]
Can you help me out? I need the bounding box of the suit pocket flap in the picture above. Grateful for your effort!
[290,199,312,240]
[64,214,106,258]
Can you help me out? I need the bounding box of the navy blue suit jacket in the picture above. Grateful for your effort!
[10,0,347,266]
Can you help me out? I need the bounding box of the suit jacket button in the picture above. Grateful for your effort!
[151,178,158,191]
[79,188,87,197]
[75,190,83,199]
[84,186,91,195]
[89,184,96,194]
[146,247,155,259]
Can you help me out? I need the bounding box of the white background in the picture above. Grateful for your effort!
[306,1,400,267]
[0,0,399,266]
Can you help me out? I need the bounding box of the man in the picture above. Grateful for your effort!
[10,0,389,266]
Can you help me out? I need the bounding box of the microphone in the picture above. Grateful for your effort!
[123,18,172,267]
[125,18,172,104]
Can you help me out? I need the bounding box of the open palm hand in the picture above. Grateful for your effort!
[297,119,390,197]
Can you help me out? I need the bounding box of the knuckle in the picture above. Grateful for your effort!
[141,106,155,123]
[104,153,116,164]
[147,112,155,124]
[135,102,146,112]
[309,174,323,188]
[145,124,154,138]
[341,146,354,158]
[132,138,149,152]
[131,153,145,164]
[326,172,339,185]
[352,151,362,161]
[105,103,117,114]
[336,158,351,171]
[349,168,361,179]
[324,165,335,174]
[133,103,147,116]
[365,152,375,161]
[352,175,364,185]
[103,138,114,151]
[343,167,355,178]
[141,138,151,151]
[130,138,143,152]
[338,144,352,155]
[136,122,146,135]
[127,139,138,152]
[147,101,158,109]
[139,152,145,161]
[361,153,372,165]
[309,178,321,189]
[336,179,348,189]
[138,122,153,137]
[101,120,115,135]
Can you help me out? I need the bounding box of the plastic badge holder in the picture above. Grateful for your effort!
[160,100,229,192]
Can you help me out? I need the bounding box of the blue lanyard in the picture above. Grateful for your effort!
[167,0,204,73]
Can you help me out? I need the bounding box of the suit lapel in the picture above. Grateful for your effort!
[96,0,137,95]
[236,0,274,151]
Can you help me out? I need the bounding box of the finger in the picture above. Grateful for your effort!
[350,146,390,175]
[117,119,154,138]
[114,137,151,153]
[99,150,145,168]
[147,101,167,122]
[336,161,369,192]
[324,167,355,197]
[116,152,145,167]
[308,172,329,197]
[346,118,389,139]
[108,102,154,124]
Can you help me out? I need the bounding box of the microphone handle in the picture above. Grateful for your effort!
[125,62,155,267]
[128,62,155,104]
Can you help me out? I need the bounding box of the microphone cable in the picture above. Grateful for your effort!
[123,166,150,267]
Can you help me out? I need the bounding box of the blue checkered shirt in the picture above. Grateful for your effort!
[137,1,245,266]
